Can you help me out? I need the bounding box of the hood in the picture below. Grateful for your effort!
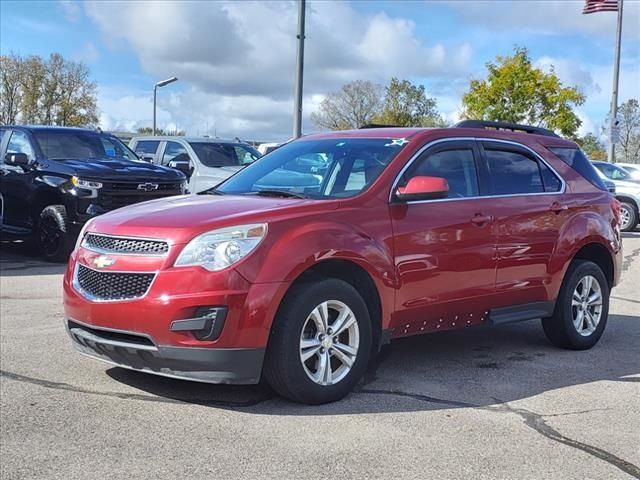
[87,193,333,244]
[610,179,640,191]
[52,157,184,182]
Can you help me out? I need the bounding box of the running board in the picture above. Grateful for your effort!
[488,301,555,325]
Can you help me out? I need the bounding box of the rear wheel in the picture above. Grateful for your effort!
[542,260,609,350]
[37,205,75,263]
[619,202,637,232]
[264,278,372,404]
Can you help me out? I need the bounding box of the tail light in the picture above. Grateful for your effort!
[611,197,621,225]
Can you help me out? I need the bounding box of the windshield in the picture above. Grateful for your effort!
[217,138,408,199]
[189,142,260,168]
[593,162,633,181]
[33,130,138,161]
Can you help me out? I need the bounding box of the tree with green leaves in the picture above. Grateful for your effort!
[0,54,23,124]
[136,127,185,136]
[310,80,383,130]
[461,47,585,137]
[0,52,98,127]
[577,133,607,161]
[373,78,444,127]
[616,98,640,163]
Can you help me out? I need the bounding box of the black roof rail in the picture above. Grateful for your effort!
[454,120,560,138]
[359,123,403,129]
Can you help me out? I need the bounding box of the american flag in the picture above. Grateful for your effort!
[583,0,619,14]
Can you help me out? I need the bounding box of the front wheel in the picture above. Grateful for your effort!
[37,205,75,263]
[263,278,372,404]
[542,260,609,350]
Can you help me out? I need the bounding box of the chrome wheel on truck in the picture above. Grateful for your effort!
[299,300,360,386]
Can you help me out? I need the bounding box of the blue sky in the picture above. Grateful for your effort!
[1,0,638,141]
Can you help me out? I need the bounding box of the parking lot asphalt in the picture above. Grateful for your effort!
[1,233,639,480]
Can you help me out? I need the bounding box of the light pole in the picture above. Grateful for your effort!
[292,0,306,139]
[153,77,178,135]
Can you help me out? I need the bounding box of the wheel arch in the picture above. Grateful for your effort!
[571,242,615,289]
[549,209,620,298]
[31,188,66,222]
[276,258,385,353]
[615,195,640,212]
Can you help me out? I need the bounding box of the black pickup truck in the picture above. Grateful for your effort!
[0,126,186,261]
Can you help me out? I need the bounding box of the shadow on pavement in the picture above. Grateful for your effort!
[107,313,640,415]
[0,241,67,277]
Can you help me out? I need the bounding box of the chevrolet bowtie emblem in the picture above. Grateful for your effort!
[137,182,159,191]
[92,255,116,268]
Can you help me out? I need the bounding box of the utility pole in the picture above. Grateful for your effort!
[607,0,624,163]
[292,0,306,139]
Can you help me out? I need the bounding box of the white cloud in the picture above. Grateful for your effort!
[534,54,640,135]
[84,0,473,138]
[535,56,601,95]
[59,0,81,22]
[73,42,99,64]
[443,0,640,40]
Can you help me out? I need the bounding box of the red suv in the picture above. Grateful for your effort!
[63,121,622,404]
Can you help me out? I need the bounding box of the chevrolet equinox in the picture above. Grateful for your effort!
[64,121,623,404]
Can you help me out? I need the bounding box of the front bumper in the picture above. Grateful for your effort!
[66,318,265,384]
[63,246,291,385]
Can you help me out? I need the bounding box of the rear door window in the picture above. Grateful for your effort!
[482,145,561,196]
[134,140,161,157]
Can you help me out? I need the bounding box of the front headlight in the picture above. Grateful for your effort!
[75,219,95,251]
[174,223,267,271]
[71,176,102,189]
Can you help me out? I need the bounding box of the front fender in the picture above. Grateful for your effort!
[235,215,396,329]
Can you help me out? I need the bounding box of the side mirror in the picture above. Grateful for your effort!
[139,155,155,163]
[395,176,449,202]
[168,159,193,177]
[603,180,616,193]
[5,152,31,168]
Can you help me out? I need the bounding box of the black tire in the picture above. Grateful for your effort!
[619,202,638,232]
[263,278,372,404]
[37,205,75,262]
[542,260,609,350]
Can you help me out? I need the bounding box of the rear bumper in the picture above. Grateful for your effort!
[66,318,265,384]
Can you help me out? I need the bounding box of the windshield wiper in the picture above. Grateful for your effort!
[254,189,308,199]
[200,188,225,195]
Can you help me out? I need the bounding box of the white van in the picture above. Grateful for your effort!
[130,136,261,193]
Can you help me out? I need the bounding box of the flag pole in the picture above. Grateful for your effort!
[607,0,624,163]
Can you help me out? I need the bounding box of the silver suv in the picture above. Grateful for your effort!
[592,161,640,231]
[130,137,261,193]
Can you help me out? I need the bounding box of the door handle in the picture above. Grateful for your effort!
[550,202,568,214]
[471,213,494,226]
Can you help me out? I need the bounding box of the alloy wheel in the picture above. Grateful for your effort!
[299,300,360,386]
[620,205,632,230]
[571,275,603,336]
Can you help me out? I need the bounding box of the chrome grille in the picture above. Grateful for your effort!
[83,234,169,255]
[75,264,155,301]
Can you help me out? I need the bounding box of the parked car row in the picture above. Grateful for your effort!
[129,136,261,194]
[0,127,277,261]
[591,160,640,232]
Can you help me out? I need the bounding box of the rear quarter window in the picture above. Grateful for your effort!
[548,147,607,191]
